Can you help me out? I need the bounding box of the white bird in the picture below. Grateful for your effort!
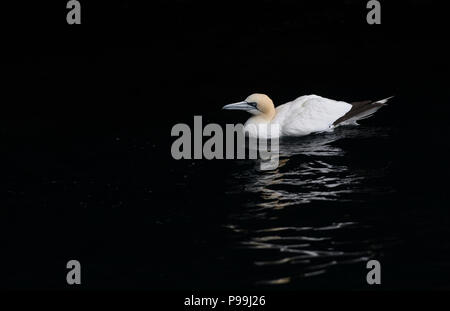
[222,93,393,138]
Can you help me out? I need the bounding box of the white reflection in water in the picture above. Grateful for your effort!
[224,126,393,285]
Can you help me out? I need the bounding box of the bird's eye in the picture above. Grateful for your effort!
[248,102,258,108]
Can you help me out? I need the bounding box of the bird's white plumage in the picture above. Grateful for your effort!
[244,95,352,138]
[223,93,391,139]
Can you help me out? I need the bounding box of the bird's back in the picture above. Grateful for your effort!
[272,95,352,136]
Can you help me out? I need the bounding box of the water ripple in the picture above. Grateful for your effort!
[223,126,397,286]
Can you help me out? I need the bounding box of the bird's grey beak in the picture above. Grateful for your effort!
[222,101,257,111]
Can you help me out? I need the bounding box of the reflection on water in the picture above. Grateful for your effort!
[223,126,396,286]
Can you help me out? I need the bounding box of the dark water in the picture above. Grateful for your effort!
[222,127,396,286]
[4,119,450,290]
[162,125,401,289]
[2,0,450,294]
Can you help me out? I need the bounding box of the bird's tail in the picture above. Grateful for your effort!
[333,96,394,126]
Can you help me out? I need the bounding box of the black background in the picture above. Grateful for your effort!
[2,0,450,296]
[3,0,449,125]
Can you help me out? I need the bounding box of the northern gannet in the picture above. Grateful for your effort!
[222,94,393,138]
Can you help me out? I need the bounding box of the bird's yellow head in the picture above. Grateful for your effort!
[222,93,275,119]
